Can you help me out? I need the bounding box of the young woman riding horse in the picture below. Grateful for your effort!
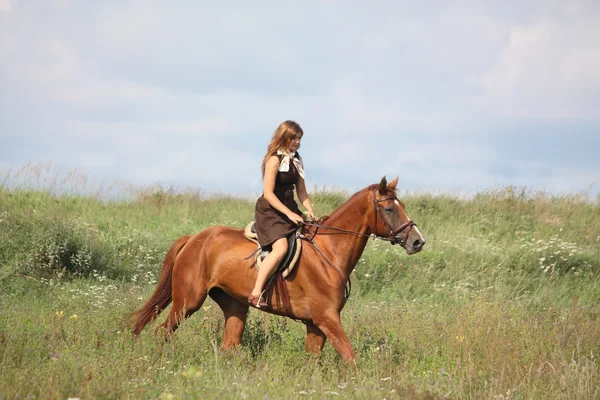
[250,120,316,308]
[129,129,426,362]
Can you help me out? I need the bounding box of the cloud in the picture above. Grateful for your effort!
[0,0,11,12]
[1,1,599,199]
[479,6,600,120]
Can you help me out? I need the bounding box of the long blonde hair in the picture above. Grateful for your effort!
[261,120,304,177]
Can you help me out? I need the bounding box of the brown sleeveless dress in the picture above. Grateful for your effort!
[254,153,303,247]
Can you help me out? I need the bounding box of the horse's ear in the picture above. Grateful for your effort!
[387,176,399,191]
[378,176,387,193]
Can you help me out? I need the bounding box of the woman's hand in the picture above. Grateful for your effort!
[306,210,317,221]
[287,212,305,225]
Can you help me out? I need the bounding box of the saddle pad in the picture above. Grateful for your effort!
[244,221,259,244]
[244,221,302,279]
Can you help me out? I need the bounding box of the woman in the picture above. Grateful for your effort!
[249,120,316,308]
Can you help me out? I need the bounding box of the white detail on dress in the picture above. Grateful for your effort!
[276,150,306,179]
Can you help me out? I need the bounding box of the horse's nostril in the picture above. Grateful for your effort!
[413,240,422,250]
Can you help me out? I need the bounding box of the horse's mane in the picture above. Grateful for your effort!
[318,183,396,224]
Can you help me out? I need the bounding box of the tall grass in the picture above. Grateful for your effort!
[1,165,599,399]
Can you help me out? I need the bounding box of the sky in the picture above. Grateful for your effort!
[1,0,599,199]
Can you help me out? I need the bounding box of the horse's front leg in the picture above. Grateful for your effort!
[312,311,356,362]
[305,322,327,354]
[210,289,249,349]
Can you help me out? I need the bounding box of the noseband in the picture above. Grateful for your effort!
[372,188,416,246]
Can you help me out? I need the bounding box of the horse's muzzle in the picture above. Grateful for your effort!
[400,236,425,254]
[411,238,425,253]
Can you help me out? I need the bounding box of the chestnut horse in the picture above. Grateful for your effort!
[130,176,425,361]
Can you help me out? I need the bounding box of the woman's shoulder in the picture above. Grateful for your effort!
[265,154,280,168]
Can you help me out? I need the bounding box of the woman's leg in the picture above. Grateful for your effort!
[251,237,288,298]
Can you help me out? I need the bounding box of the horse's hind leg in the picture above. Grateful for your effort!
[210,288,249,349]
[158,282,207,337]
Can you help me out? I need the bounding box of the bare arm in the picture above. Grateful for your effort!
[296,175,316,220]
[263,156,304,224]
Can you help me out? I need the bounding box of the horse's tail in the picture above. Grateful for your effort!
[130,235,191,335]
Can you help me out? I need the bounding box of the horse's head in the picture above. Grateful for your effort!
[371,176,426,255]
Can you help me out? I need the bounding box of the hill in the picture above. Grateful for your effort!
[1,180,599,398]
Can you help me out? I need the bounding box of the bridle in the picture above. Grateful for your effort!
[372,188,416,246]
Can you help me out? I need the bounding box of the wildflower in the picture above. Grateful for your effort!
[70,314,78,319]
[55,311,64,317]
[182,368,203,378]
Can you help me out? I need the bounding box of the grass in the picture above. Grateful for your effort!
[1,164,599,399]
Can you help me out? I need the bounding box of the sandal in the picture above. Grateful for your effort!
[248,294,268,308]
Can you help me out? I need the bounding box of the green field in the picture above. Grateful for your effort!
[1,166,599,399]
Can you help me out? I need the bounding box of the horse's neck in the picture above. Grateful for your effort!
[314,193,372,276]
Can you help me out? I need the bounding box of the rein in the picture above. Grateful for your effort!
[302,188,416,245]
[297,230,351,299]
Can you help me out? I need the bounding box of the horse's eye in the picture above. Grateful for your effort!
[384,207,393,213]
